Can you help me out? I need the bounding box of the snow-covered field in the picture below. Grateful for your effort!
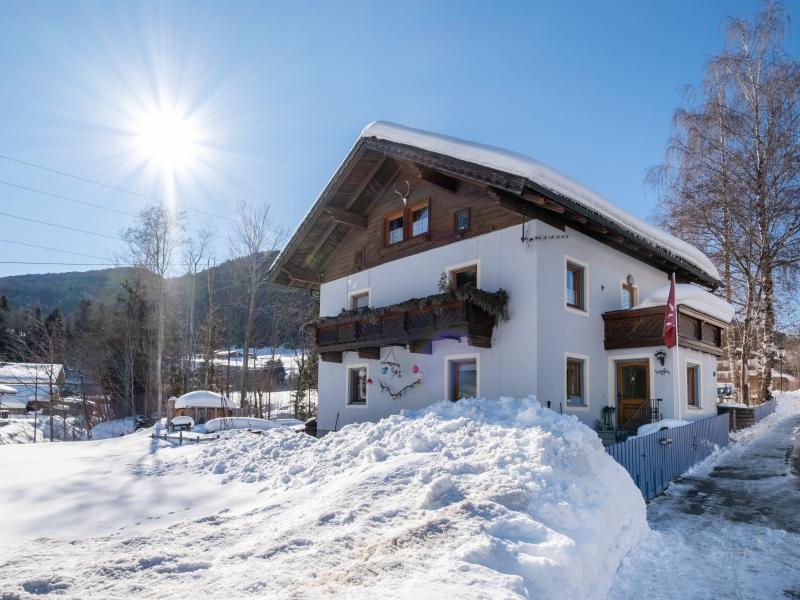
[0,414,84,444]
[0,397,645,599]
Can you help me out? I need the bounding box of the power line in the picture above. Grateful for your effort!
[0,237,109,260]
[0,210,121,240]
[0,180,137,218]
[0,152,235,222]
[0,261,118,266]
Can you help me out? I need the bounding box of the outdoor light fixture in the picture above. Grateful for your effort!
[655,350,667,366]
[626,274,635,286]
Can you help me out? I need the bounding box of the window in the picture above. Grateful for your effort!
[448,358,477,401]
[687,364,700,407]
[385,211,405,245]
[454,208,471,234]
[566,261,585,310]
[622,281,637,310]
[566,357,586,406]
[410,203,430,237]
[450,264,478,291]
[350,291,369,312]
[348,366,367,405]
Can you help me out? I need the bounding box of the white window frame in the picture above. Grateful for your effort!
[563,255,589,317]
[564,352,590,410]
[348,287,371,311]
[685,359,702,410]
[444,259,481,290]
[444,353,480,401]
[345,363,369,408]
[619,278,639,311]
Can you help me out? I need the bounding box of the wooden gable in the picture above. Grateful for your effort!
[270,137,717,291]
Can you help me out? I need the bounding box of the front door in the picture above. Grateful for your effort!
[616,360,650,430]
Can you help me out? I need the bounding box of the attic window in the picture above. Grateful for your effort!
[385,211,405,245]
[409,202,430,237]
[454,208,470,234]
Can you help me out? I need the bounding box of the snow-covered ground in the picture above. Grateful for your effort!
[0,414,84,444]
[0,397,645,599]
[610,391,800,599]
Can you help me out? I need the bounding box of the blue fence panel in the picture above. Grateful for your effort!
[606,413,730,502]
[753,398,776,423]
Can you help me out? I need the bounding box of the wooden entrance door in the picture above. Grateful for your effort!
[616,360,650,430]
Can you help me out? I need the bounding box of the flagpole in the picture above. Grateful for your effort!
[673,273,682,422]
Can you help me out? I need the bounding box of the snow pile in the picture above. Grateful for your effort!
[731,391,800,443]
[636,419,690,437]
[158,396,646,598]
[638,283,734,322]
[0,415,85,444]
[90,418,134,439]
[203,416,282,433]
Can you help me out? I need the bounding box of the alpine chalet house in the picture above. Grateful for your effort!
[269,123,733,436]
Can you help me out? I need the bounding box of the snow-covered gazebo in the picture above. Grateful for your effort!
[174,391,236,424]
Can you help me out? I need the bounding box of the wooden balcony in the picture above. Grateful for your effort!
[315,291,504,362]
[602,305,725,356]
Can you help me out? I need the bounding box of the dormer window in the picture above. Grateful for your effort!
[385,211,405,245]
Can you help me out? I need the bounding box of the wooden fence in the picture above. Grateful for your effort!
[606,413,730,502]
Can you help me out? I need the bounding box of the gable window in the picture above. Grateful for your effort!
[347,366,368,405]
[687,363,700,407]
[454,208,470,234]
[385,211,405,245]
[350,291,369,312]
[409,202,430,237]
[448,357,477,401]
[449,263,478,291]
[566,261,585,310]
[622,281,637,310]
[566,357,586,407]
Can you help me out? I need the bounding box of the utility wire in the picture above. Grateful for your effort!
[0,261,118,266]
[0,210,121,240]
[0,152,235,222]
[0,237,109,260]
[0,180,137,218]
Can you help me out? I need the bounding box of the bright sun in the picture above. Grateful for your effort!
[134,107,199,172]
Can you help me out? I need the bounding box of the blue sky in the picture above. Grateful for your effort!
[0,0,795,278]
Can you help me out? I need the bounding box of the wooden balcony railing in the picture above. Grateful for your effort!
[602,305,725,356]
[314,290,505,362]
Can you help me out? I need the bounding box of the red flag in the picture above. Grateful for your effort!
[663,274,677,349]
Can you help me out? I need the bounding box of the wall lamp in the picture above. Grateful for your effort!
[655,350,667,366]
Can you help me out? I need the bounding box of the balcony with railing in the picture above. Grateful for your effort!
[314,287,508,362]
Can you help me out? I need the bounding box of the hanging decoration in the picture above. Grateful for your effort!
[377,348,422,402]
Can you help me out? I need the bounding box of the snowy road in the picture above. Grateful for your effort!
[610,411,800,599]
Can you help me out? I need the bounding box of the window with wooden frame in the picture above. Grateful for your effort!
[350,291,369,312]
[408,200,430,238]
[687,364,700,407]
[385,210,405,245]
[448,358,477,401]
[566,357,586,406]
[347,366,368,405]
[454,208,471,235]
[449,263,478,291]
[566,262,585,310]
[621,281,637,310]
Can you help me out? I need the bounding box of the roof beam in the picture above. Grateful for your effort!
[412,164,460,193]
[324,206,367,229]
[345,156,386,210]
[522,191,566,214]
[282,268,321,286]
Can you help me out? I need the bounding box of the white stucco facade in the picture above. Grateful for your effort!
[316,220,722,434]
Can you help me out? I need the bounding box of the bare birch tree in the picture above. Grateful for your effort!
[229,201,285,417]
[121,205,184,419]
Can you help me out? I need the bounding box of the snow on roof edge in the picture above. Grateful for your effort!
[638,283,734,323]
[360,121,720,284]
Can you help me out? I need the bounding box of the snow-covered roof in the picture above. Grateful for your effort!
[361,122,720,284]
[638,283,734,323]
[0,362,64,384]
[175,390,234,410]
[0,396,27,410]
[0,383,17,394]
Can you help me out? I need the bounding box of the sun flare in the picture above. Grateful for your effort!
[134,107,200,172]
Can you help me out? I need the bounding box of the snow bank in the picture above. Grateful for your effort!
[731,391,800,443]
[361,121,720,283]
[638,283,734,322]
[164,396,647,599]
[203,416,282,433]
[636,419,690,437]
[90,418,134,439]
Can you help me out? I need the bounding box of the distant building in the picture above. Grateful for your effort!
[174,390,236,424]
[0,362,64,412]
